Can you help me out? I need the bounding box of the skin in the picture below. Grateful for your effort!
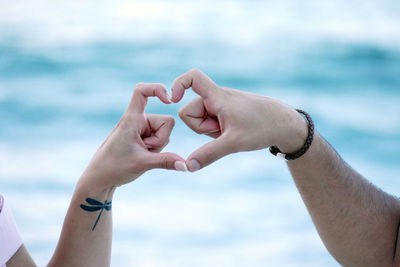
[171,69,400,266]
[8,69,400,266]
[7,83,186,267]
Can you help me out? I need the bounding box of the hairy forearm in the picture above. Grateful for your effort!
[287,132,400,266]
[47,173,116,267]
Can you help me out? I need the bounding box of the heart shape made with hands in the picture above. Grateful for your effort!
[96,69,303,186]
[129,69,224,173]
[127,68,300,177]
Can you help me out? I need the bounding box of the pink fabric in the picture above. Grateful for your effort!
[0,195,23,266]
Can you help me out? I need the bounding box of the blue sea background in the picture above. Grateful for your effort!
[1,0,400,266]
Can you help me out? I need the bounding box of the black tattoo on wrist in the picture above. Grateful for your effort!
[80,198,112,231]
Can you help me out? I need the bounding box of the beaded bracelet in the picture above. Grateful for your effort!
[269,109,314,161]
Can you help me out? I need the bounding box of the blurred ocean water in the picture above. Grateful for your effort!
[1,0,400,266]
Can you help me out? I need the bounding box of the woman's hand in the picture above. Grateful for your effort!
[81,83,186,190]
[171,69,308,171]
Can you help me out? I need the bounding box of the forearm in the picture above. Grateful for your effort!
[287,132,400,266]
[48,173,116,267]
[154,69,400,265]
[7,83,184,267]
[46,83,181,266]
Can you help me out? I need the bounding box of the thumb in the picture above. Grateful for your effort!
[144,152,187,172]
[186,135,233,172]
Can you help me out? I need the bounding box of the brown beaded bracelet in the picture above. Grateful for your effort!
[269,109,314,161]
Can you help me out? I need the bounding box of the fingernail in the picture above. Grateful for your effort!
[187,160,201,172]
[170,88,175,102]
[205,129,219,135]
[164,91,171,103]
[174,161,187,172]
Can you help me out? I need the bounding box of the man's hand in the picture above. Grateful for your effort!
[171,69,308,171]
[82,83,186,189]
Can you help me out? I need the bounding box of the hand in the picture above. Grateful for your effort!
[171,69,308,171]
[81,83,187,190]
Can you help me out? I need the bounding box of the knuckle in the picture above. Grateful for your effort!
[149,137,163,147]
[172,76,180,85]
[166,116,175,127]
[190,68,201,76]
[155,84,164,92]
[201,146,218,163]
[134,83,144,90]
[205,151,218,163]
[159,155,172,169]
[120,113,135,128]
[220,86,230,93]
[178,108,186,119]
[190,124,205,134]
[133,87,142,97]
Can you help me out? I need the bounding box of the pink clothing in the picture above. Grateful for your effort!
[0,195,23,267]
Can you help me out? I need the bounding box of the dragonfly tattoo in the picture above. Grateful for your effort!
[80,198,112,231]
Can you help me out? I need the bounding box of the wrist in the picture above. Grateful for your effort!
[80,157,143,190]
[76,171,117,200]
[275,108,309,154]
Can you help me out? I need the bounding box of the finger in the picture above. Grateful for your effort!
[128,83,171,113]
[143,114,175,150]
[147,140,169,153]
[178,97,220,135]
[143,152,187,172]
[186,135,233,172]
[171,69,218,103]
[205,131,221,139]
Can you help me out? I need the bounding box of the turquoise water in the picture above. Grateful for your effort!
[1,1,400,266]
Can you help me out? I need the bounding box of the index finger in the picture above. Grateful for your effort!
[128,83,171,113]
[171,69,218,103]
